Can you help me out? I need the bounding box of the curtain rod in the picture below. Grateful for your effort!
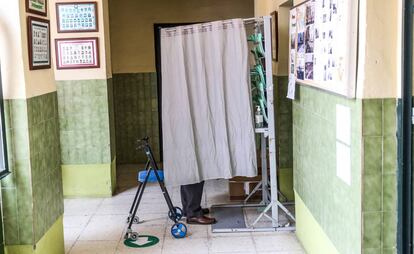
[162,18,264,32]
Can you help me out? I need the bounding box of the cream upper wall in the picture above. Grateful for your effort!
[51,0,112,81]
[109,0,254,73]
[0,0,26,99]
[254,0,293,76]
[0,0,57,99]
[359,0,401,98]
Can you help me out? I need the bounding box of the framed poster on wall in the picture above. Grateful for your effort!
[55,37,99,69]
[26,0,47,16]
[56,2,98,33]
[289,0,358,98]
[27,16,51,70]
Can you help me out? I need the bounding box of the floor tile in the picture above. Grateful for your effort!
[64,165,304,254]
[253,234,303,252]
[64,198,104,216]
[64,215,91,228]
[65,240,75,254]
[137,213,168,225]
[69,240,118,254]
[132,225,167,238]
[64,227,84,241]
[210,236,255,253]
[79,215,126,241]
[102,194,137,206]
[96,204,131,215]
[183,224,208,239]
[162,237,209,254]
[256,252,305,254]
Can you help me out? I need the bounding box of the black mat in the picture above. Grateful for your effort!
[211,206,246,231]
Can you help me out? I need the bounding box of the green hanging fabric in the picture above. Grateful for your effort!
[248,31,268,125]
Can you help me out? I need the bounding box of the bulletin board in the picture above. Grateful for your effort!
[289,0,358,98]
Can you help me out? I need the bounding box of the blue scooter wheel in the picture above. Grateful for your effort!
[171,223,187,239]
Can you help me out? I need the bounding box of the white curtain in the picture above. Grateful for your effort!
[161,19,257,186]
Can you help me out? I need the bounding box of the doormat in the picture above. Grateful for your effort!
[124,235,160,248]
[211,206,246,232]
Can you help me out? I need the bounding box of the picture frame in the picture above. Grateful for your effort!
[55,37,100,70]
[56,2,98,33]
[271,11,279,61]
[26,0,48,17]
[27,16,51,70]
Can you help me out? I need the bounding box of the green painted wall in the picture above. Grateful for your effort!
[292,85,398,254]
[362,99,398,254]
[57,79,114,164]
[4,216,64,254]
[293,85,362,254]
[275,76,293,169]
[274,76,294,201]
[1,92,64,250]
[56,79,116,196]
[295,192,340,254]
[113,73,160,163]
[1,99,32,245]
[62,159,116,197]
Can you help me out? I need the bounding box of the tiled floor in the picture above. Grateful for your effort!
[64,165,305,254]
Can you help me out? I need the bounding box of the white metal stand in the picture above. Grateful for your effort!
[212,16,296,233]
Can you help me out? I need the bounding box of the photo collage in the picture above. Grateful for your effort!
[290,0,347,85]
[289,9,296,76]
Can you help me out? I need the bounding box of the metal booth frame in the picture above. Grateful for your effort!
[211,16,296,233]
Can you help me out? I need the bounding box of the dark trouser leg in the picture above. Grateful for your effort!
[181,181,205,218]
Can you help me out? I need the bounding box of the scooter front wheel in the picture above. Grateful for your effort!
[171,223,187,239]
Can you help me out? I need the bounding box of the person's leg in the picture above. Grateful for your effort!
[180,181,204,217]
[181,181,216,224]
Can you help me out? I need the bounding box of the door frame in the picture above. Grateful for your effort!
[399,0,413,253]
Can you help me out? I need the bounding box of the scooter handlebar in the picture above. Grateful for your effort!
[136,137,150,150]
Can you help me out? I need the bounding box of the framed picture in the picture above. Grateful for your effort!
[271,11,279,61]
[55,37,100,69]
[56,2,98,33]
[26,0,48,16]
[27,16,51,70]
